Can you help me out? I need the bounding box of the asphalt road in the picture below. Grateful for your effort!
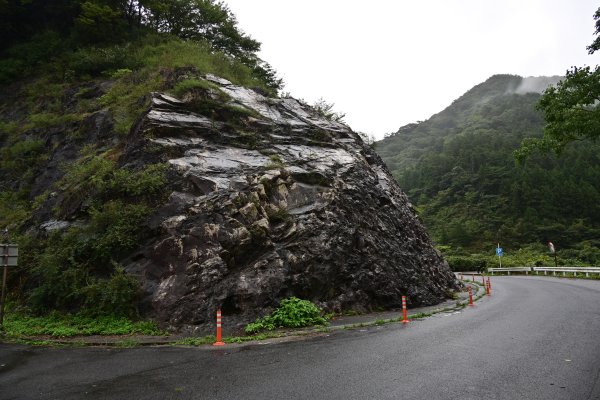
[1,276,600,400]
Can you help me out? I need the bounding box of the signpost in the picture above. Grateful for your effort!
[496,243,503,268]
[548,241,558,268]
[0,243,18,327]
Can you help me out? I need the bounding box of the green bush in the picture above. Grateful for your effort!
[446,256,487,272]
[0,190,32,230]
[79,267,141,317]
[101,163,169,198]
[67,44,139,76]
[0,31,65,82]
[0,58,26,83]
[83,201,151,266]
[20,149,167,317]
[28,112,82,129]
[267,207,291,224]
[56,153,167,216]
[245,297,328,334]
[28,220,147,317]
[0,139,47,172]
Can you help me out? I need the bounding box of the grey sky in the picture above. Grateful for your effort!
[225,1,600,139]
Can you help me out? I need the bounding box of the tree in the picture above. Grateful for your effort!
[141,0,259,58]
[139,0,281,90]
[516,7,600,159]
[0,0,283,91]
[311,98,346,123]
[74,1,128,44]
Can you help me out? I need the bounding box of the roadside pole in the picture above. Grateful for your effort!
[0,244,8,327]
[0,228,18,328]
[548,241,557,268]
[496,243,503,268]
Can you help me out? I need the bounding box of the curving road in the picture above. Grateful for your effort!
[1,276,600,400]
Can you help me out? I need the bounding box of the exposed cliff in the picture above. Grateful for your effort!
[1,71,458,333]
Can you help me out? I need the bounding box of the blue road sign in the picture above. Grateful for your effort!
[496,247,503,256]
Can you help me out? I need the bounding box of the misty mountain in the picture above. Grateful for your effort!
[377,75,562,172]
[376,74,600,262]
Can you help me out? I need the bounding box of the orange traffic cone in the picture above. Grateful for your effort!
[401,295,409,324]
[213,308,225,346]
[468,286,474,307]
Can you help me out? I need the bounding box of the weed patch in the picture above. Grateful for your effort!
[3,312,162,338]
[245,297,328,334]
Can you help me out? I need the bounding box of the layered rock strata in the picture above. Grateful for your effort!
[119,74,459,332]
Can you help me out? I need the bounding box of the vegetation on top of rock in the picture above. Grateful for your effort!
[0,0,282,91]
[245,297,329,334]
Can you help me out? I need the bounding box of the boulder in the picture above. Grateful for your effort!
[120,76,459,333]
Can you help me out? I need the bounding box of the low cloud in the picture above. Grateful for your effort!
[513,76,563,94]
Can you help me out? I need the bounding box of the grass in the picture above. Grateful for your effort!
[136,37,269,92]
[2,312,164,338]
[28,112,83,129]
[172,78,222,97]
[114,338,140,348]
[171,332,284,347]
[98,69,162,134]
[2,290,482,348]
[408,312,434,320]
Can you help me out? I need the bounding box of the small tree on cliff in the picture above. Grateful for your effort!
[516,7,600,159]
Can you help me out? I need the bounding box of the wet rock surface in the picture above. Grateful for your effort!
[119,75,459,333]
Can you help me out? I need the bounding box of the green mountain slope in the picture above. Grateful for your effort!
[377,75,600,266]
[0,1,283,318]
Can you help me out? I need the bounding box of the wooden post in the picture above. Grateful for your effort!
[0,244,8,327]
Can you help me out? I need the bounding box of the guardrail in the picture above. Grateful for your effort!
[488,266,600,277]
[532,267,600,277]
[489,267,531,275]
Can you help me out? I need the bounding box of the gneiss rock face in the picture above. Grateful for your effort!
[123,74,459,333]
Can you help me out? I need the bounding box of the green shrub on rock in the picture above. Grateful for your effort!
[245,297,328,334]
[446,256,487,272]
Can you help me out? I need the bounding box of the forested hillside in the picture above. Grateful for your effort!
[0,0,284,318]
[377,75,600,268]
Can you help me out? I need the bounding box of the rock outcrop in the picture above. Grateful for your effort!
[117,74,459,333]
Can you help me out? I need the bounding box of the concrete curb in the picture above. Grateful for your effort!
[2,284,488,348]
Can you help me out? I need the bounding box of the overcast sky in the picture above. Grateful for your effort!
[224,1,600,139]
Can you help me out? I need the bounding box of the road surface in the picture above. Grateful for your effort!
[1,276,599,399]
